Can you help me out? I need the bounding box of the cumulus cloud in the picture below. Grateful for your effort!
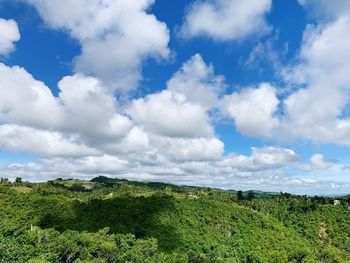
[223,83,280,137]
[0,55,223,162]
[0,57,309,188]
[103,127,150,155]
[153,136,224,161]
[25,0,170,91]
[128,90,214,138]
[0,63,134,148]
[306,154,333,170]
[0,124,98,157]
[57,74,133,145]
[1,51,304,176]
[220,2,350,148]
[0,18,20,56]
[0,63,62,129]
[281,16,350,146]
[218,147,299,171]
[167,54,226,110]
[180,0,272,41]
[249,147,300,168]
[42,155,130,174]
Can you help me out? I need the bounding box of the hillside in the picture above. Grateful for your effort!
[0,177,350,262]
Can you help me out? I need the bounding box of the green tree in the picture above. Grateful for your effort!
[237,190,244,201]
[247,191,255,201]
[15,177,22,184]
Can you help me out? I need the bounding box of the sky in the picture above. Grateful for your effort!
[0,0,350,195]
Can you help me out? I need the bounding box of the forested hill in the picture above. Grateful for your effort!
[0,176,350,262]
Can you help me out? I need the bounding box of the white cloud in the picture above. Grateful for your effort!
[218,147,299,171]
[0,64,134,147]
[153,136,224,161]
[222,7,350,148]
[57,74,133,144]
[128,90,213,138]
[106,127,150,154]
[0,58,223,163]
[0,18,20,55]
[180,0,272,41]
[25,0,170,91]
[281,16,350,146]
[249,147,300,168]
[0,63,62,129]
[167,54,226,110]
[0,124,98,157]
[223,83,280,137]
[307,154,333,170]
[43,155,130,174]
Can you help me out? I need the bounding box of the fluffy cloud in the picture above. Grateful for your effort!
[153,136,224,161]
[223,83,280,137]
[219,147,299,171]
[128,90,213,138]
[0,124,98,157]
[0,63,134,147]
[25,0,170,91]
[0,18,20,55]
[307,154,333,170]
[42,155,130,174]
[220,4,350,148]
[167,54,226,110]
[0,59,309,187]
[281,16,350,145]
[104,127,150,154]
[57,74,133,145]
[181,0,272,41]
[0,63,62,129]
[249,147,300,168]
[0,56,222,162]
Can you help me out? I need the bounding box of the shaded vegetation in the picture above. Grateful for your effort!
[0,176,350,262]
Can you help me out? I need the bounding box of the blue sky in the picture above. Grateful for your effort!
[0,0,350,195]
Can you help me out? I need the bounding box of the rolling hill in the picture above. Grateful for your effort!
[0,176,349,262]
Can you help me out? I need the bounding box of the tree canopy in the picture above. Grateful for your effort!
[0,177,349,262]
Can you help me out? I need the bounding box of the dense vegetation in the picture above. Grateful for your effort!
[0,176,349,262]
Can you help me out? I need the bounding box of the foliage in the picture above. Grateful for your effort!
[0,177,349,262]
